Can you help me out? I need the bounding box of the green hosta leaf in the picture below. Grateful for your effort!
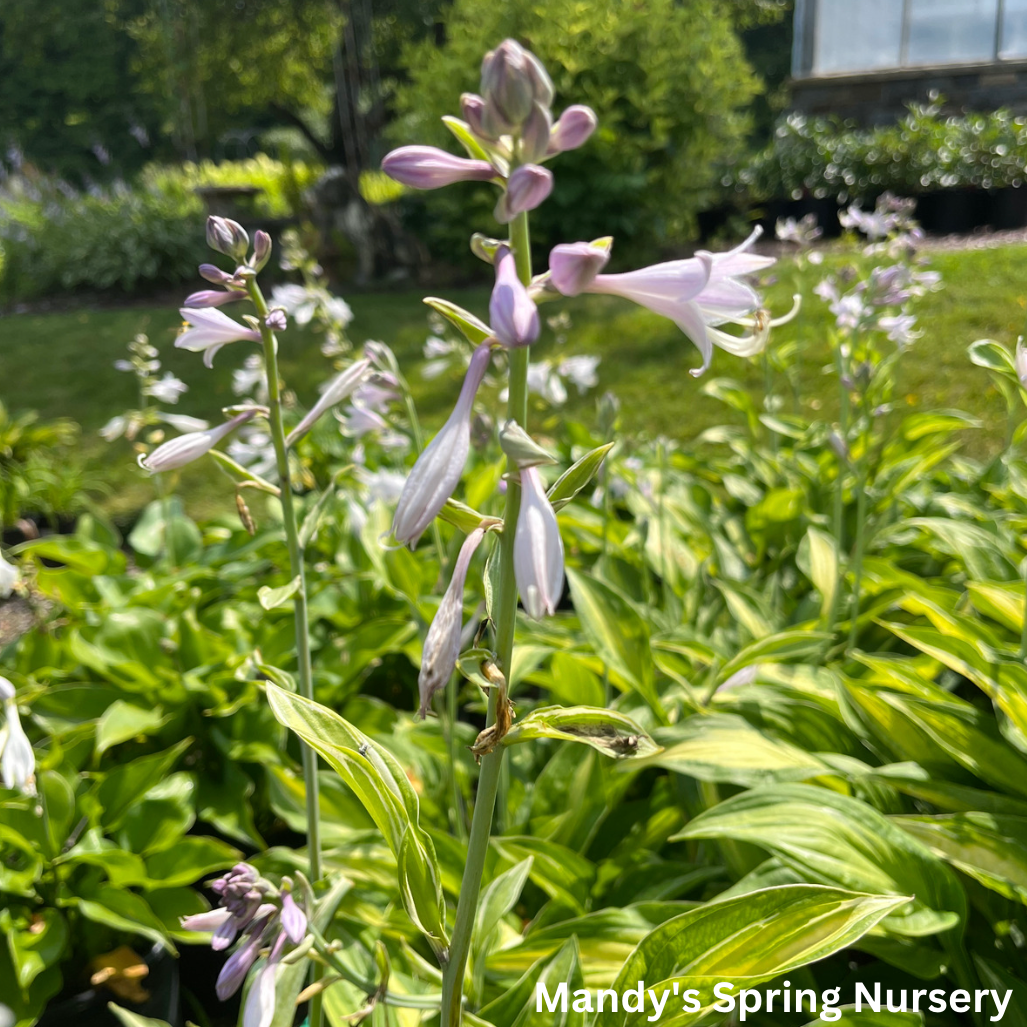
[75,885,174,954]
[298,486,338,548]
[802,1010,922,1027]
[566,569,666,725]
[968,338,1015,373]
[258,576,301,611]
[473,858,534,961]
[967,580,1024,632]
[480,935,584,1027]
[503,705,660,758]
[1,908,68,993]
[95,700,167,756]
[492,836,595,914]
[398,827,448,947]
[423,297,492,344]
[798,526,838,621]
[673,784,966,937]
[716,629,831,683]
[548,444,614,511]
[893,812,1027,905]
[143,836,241,889]
[91,739,192,830]
[596,885,908,1027]
[109,1005,173,1027]
[642,714,835,788]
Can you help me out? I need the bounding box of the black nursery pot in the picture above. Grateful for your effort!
[36,945,180,1027]
[915,188,988,235]
[987,185,1027,230]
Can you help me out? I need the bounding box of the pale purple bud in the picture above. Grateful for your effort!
[495,164,553,225]
[418,527,486,717]
[514,466,564,620]
[519,103,552,163]
[392,343,492,546]
[279,890,307,944]
[481,40,535,128]
[184,289,244,308]
[180,908,232,935]
[176,307,261,368]
[199,264,236,286]
[216,921,267,1000]
[252,230,272,272]
[547,105,598,154]
[286,359,372,444]
[265,309,287,333]
[207,216,249,261]
[139,410,256,473]
[549,240,612,296]
[490,247,539,348]
[381,146,496,190]
[829,432,851,462]
[461,93,492,140]
[1018,339,1027,388]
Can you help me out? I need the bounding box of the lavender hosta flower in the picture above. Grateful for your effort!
[490,246,539,348]
[550,229,780,374]
[878,314,921,347]
[338,405,388,438]
[547,105,598,155]
[286,359,372,444]
[0,552,19,598]
[559,355,600,393]
[495,164,553,224]
[243,934,285,1027]
[139,410,256,473]
[184,288,245,309]
[252,230,272,273]
[392,342,492,547]
[1017,339,1027,388]
[775,213,822,246]
[549,240,612,296]
[519,103,553,163]
[1,678,35,794]
[514,466,564,620]
[159,412,210,433]
[270,283,353,329]
[215,919,271,1000]
[418,527,487,717]
[146,373,188,405]
[382,146,497,190]
[176,308,261,368]
[279,885,307,943]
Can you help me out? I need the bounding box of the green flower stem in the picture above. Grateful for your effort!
[826,336,851,642]
[847,384,872,653]
[246,277,324,1027]
[1020,557,1027,663]
[440,210,532,1027]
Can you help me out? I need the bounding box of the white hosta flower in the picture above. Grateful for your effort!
[147,373,188,405]
[270,284,353,329]
[227,430,277,479]
[286,359,371,444]
[233,354,266,398]
[0,552,21,598]
[392,342,492,547]
[99,415,128,442]
[1,678,35,794]
[418,527,486,717]
[558,355,600,393]
[514,466,564,620]
[338,405,388,438]
[140,410,256,473]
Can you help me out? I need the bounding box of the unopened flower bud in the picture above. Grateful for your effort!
[382,146,496,190]
[215,923,267,1000]
[207,216,249,261]
[392,343,492,546]
[490,246,539,348]
[287,359,371,444]
[519,103,552,163]
[279,883,307,944]
[418,527,486,717]
[1,678,35,794]
[514,466,564,620]
[199,263,236,286]
[139,410,256,473]
[547,105,598,154]
[184,288,244,308]
[829,432,850,462]
[252,230,272,272]
[549,239,612,296]
[461,93,492,140]
[481,39,536,128]
[495,164,553,225]
[265,309,287,333]
[1017,338,1027,388]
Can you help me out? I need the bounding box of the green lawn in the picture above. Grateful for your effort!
[2,242,1025,520]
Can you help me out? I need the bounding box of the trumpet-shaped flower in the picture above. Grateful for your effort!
[490,247,539,348]
[514,467,564,620]
[382,146,496,189]
[1,678,35,794]
[418,527,486,717]
[549,228,779,375]
[392,343,492,546]
[0,553,18,598]
[176,308,261,368]
[146,373,188,405]
[286,359,371,444]
[243,934,284,1027]
[140,410,256,473]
